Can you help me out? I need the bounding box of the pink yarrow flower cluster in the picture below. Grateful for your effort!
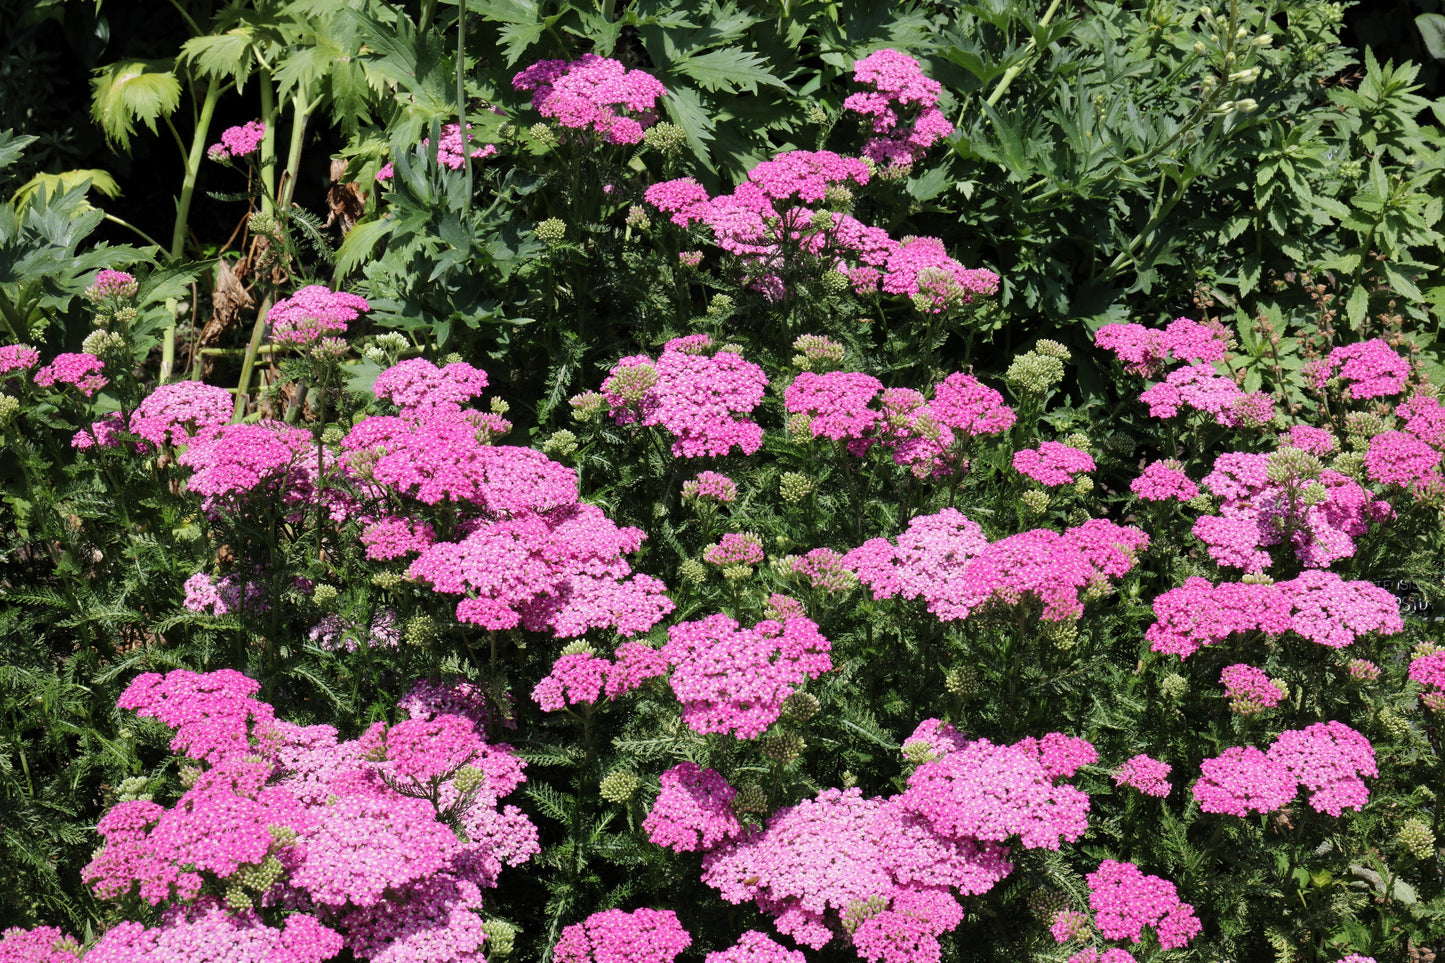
[531,642,668,710]
[376,124,499,181]
[208,121,265,161]
[0,343,40,378]
[643,761,742,852]
[1193,721,1377,817]
[130,380,233,448]
[514,54,667,145]
[1219,663,1286,715]
[552,909,691,963]
[843,48,954,166]
[34,352,107,397]
[0,926,80,962]
[662,614,832,739]
[682,471,738,502]
[1084,860,1201,950]
[1410,650,1445,710]
[1130,459,1200,501]
[86,269,139,301]
[602,336,768,457]
[85,670,536,961]
[846,510,1148,623]
[1147,572,1401,658]
[1013,442,1095,486]
[1112,754,1171,797]
[1306,338,1412,399]
[1094,318,1231,377]
[267,285,369,349]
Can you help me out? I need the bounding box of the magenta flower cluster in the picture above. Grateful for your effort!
[208,120,265,161]
[1305,338,1412,399]
[602,335,768,457]
[81,670,536,962]
[1082,859,1201,950]
[514,54,668,145]
[1147,571,1402,658]
[643,761,742,852]
[1013,442,1096,486]
[34,352,107,397]
[1193,721,1377,817]
[843,48,955,166]
[86,269,138,300]
[267,284,370,349]
[662,614,832,738]
[552,908,691,963]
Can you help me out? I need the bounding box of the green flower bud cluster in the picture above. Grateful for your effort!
[1265,446,1323,484]
[945,665,980,695]
[535,218,567,246]
[1399,817,1436,860]
[820,270,849,295]
[233,854,285,893]
[722,564,754,581]
[528,123,557,147]
[643,122,687,156]
[1160,672,1189,701]
[780,472,817,503]
[626,205,651,230]
[179,764,202,789]
[823,185,853,210]
[707,294,735,319]
[1379,708,1413,740]
[1073,476,1095,496]
[786,414,814,444]
[1044,620,1079,650]
[225,884,253,911]
[900,739,938,765]
[599,769,641,803]
[0,394,19,427]
[559,640,595,658]
[804,103,830,125]
[453,765,485,795]
[1064,432,1092,452]
[371,571,406,591]
[760,731,805,763]
[81,330,126,358]
[608,363,658,405]
[782,691,820,722]
[1034,339,1071,361]
[679,559,707,585]
[1005,350,1066,394]
[1345,412,1387,449]
[115,775,151,802]
[1066,507,1091,527]
[1299,480,1328,506]
[483,920,518,958]
[542,429,579,459]
[1022,489,1051,515]
[403,614,438,647]
[841,895,888,933]
[732,783,767,815]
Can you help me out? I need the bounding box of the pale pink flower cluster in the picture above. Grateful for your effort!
[792,548,856,592]
[1013,442,1095,486]
[1084,860,1201,949]
[1219,663,1286,715]
[662,614,832,738]
[1112,754,1171,797]
[1094,317,1231,377]
[307,609,399,652]
[704,532,764,566]
[531,642,669,711]
[682,471,738,502]
[843,48,954,166]
[267,285,370,349]
[1193,450,1392,571]
[210,121,265,161]
[1193,721,1377,817]
[182,571,266,617]
[1129,460,1199,501]
[1305,338,1411,399]
[643,761,742,852]
[130,380,233,448]
[1147,572,1401,658]
[34,352,107,397]
[846,511,1148,623]
[85,670,535,960]
[602,336,767,457]
[514,54,667,145]
[552,909,691,963]
[0,343,40,377]
[86,269,138,301]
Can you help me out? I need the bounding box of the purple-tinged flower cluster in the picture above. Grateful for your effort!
[373,357,490,412]
[552,909,692,963]
[34,352,107,397]
[1112,754,1171,798]
[704,532,765,566]
[704,930,806,963]
[0,343,40,378]
[843,48,954,166]
[1193,721,1377,817]
[643,761,742,852]
[207,121,265,162]
[1013,442,1096,486]
[603,336,767,457]
[182,571,266,616]
[1139,363,1274,428]
[267,285,370,349]
[1365,430,1444,495]
[1306,338,1412,399]
[847,512,1148,623]
[514,54,667,145]
[376,124,499,182]
[1147,572,1401,658]
[662,614,832,739]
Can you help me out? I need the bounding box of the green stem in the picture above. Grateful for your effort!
[233,296,274,422]
[258,67,278,214]
[103,213,166,250]
[983,0,1064,109]
[164,78,225,384]
[277,94,314,215]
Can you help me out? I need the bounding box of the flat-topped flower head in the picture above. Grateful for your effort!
[1130,460,1199,501]
[1112,755,1171,798]
[131,381,233,448]
[1086,860,1200,949]
[514,54,667,145]
[34,353,107,397]
[1014,442,1096,486]
[209,121,265,161]
[552,908,692,963]
[86,269,139,301]
[682,471,738,503]
[268,285,370,349]
[1220,663,1286,715]
[1307,338,1411,399]
[644,761,741,852]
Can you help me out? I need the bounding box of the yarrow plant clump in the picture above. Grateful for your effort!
[843,48,955,166]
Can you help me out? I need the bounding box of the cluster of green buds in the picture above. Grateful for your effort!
[599,769,641,803]
[643,122,687,157]
[944,664,981,696]
[782,691,820,723]
[363,331,410,367]
[1159,672,1189,701]
[483,920,518,958]
[626,205,651,230]
[678,558,707,585]
[0,394,21,429]
[569,390,607,423]
[535,218,567,247]
[542,429,579,459]
[732,783,768,815]
[1398,817,1437,860]
[841,895,888,933]
[707,294,735,320]
[1022,489,1051,515]
[403,614,438,647]
[1005,348,1066,394]
[528,123,557,148]
[760,730,805,764]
